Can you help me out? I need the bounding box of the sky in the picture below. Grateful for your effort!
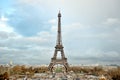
[0,0,120,65]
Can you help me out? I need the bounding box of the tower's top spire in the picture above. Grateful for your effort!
[57,11,62,45]
[58,11,61,17]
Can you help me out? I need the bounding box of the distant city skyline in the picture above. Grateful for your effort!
[0,0,120,65]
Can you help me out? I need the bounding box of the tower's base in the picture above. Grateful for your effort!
[48,58,69,72]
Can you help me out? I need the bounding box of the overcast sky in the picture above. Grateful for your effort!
[0,0,120,65]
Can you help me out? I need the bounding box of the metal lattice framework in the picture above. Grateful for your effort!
[48,11,69,72]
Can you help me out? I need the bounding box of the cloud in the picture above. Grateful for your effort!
[0,45,53,64]
[0,27,55,64]
[0,0,120,65]
[103,18,120,26]
[0,15,9,21]
[70,48,120,64]
[1,16,120,65]
[0,19,14,33]
[48,19,57,25]
[0,15,22,40]
[0,20,120,65]
[58,21,120,65]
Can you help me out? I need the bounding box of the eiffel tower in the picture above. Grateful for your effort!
[48,11,69,72]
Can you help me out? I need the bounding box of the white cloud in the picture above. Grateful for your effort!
[0,15,22,40]
[0,15,9,22]
[0,15,14,33]
[1,18,119,64]
[48,19,57,24]
[85,48,120,58]
[17,0,120,24]
[0,22,14,33]
[1,0,120,65]
[0,31,22,39]
[70,48,120,64]
[0,20,120,64]
[0,30,54,64]
[103,18,120,25]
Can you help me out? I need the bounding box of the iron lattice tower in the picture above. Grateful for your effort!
[48,11,69,72]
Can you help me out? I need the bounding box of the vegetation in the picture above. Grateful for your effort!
[68,66,105,75]
[0,72,9,80]
[55,67,62,73]
[108,67,120,80]
[1,65,120,80]
[10,65,48,75]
